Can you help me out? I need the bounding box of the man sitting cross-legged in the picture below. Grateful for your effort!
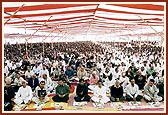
[144,79,162,102]
[12,80,32,105]
[110,80,125,102]
[74,78,91,102]
[91,80,110,104]
[125,78,143,101]
[32,80,49,104]
[52,78,70,102]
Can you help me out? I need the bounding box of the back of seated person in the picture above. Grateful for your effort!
[52,78,70,103]
[4,77,15,111]
[13,73,25,92]
[28,74,39,91]
[65,66,74,80]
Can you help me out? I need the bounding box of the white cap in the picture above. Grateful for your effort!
[22,80,28,84]
[5,77,12,84]
[39,78,45,83]
[92,71,96,75]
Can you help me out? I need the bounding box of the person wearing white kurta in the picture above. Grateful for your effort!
[32,64,41,75]
[119,63,127,73]
[52,60,59,68]
[140,67,147,77]
[119,72,130,91]
[88,72,99,91]
[142,63,150,73]
[135,61,141,70]
[144,79,162,102]
[125,79,143,101]
[11,63,16,71]
[77,67,88,80]
[32,81,49,104]
[13,80,32,105]
[154,63,160,73]
[91,80,110,104]
[25,67,34,79]
[147,72,159,85]
[5,59,10,68]
[14,74,25,87]
[38,74,53,93]
[113,68,121,80]
[38,65,49,78]
[103,76,116,93]
[102,67,112,81]
[7,61,12,70]
[4,63,9,76]
[97,60,103,70]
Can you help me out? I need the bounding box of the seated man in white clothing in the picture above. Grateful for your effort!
[147,72,159,85]
[13,73,25,92]
[88,71,99,91]
[12,80,32,105]
[119,72,130,91]
[144,79,162,102]
[125,78,143,101]
[91,80,110,104]
[102,67,112,82]
[77,67,88,80]
[25,66,34,80]
[32,62,41,76]
[32,80,49,104]
[39,65,49,78]
[38,74,54,93]
[103,74,116,93]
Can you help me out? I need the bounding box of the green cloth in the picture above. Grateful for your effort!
[147,69,155,76]
[55,84,70,96]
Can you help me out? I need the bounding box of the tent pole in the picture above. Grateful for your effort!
[43,41,44,57]
[137,15,164,45]
[139,36,141,54]
[27,16,53,41]
[4,4,24,25]
[41,27,55,57]
[160,26,164,47]
[42,26,58,42]
[19,40,21,55]
[24,19,27,57]
[51,42,53,50]
[42,29,45,58]
[25,39,28,58]
[139,24,142,55]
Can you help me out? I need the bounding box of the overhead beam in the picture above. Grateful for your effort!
[26,16,53,41]
[86,4,99,36]
[137,15,164,40]
[4,4,24,25]
[42,26,59,42]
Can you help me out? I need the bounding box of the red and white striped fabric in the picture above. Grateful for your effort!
[3,2,165,42]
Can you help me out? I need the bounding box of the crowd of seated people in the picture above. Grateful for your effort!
[4,41,164,110]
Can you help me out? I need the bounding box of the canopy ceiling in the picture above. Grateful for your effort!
[3,2,165,43]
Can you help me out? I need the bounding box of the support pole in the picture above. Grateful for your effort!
[51,42,53,50]
[137,15,164,46]
[24,19,28,57]
[43,41,44,57]
[27,16,53,41]
[25,39,28,58]
[41,25,57,57]
[4,4,24,25]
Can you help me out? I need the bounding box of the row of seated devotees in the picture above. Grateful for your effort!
[4,77,164,111]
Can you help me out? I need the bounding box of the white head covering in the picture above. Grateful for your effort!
[92,71,96,75]
[5,77,12,84]
[39,78,45,83]
[22,80,28,84]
